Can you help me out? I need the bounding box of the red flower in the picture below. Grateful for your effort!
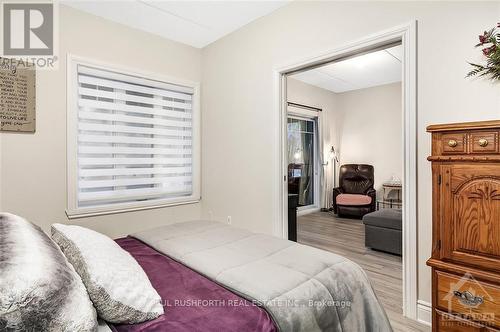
[479,34,488,44]
[482,45,496,56]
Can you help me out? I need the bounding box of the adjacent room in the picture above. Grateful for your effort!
[285,44,413,329]
[1,1,499,332]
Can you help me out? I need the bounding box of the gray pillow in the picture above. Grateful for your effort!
[0,213,98,332]
[51,223,164,324]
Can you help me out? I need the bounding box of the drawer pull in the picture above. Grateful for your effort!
[448,139,458,147]
[478,138,488,147]
[453,290,484,307]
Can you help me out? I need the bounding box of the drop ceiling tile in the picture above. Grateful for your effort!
[63,1,210,47]
[292,70,356,93]
[292,45,402,93]
[63,0,289,48]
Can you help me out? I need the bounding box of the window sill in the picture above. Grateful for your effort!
[66,198,200,219]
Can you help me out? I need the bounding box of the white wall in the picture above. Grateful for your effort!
[201,1,500,306]
[337,83,402,199]
[0,5,203,238]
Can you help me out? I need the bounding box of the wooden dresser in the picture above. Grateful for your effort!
[427,120,500,332]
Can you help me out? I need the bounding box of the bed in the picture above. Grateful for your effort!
[110,220,392,332]
[1,213,392,332]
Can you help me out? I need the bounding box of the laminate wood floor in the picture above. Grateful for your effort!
[297,211,430,332]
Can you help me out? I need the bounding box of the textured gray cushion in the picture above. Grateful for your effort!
[51,223,164,324]
[0,213,98,331]
[363,209,402,230]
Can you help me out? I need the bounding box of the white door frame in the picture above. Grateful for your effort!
[272,21,418,320]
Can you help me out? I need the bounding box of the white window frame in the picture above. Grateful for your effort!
[287,107,322,215]
[66,54,201,218]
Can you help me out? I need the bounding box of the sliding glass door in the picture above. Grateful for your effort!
[287,116,317,208]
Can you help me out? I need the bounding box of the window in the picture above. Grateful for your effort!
[67,56,200,217]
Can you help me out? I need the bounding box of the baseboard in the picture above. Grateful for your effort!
[297,207,321,216]
[416,300,432,326]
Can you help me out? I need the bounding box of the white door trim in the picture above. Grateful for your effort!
[417,300,432,326]
[272,21,419,321]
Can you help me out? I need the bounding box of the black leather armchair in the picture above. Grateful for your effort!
[332,164,376,218]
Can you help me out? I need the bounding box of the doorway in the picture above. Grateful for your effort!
[273,22,419,323]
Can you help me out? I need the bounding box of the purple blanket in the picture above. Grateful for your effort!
[110,237,277,332]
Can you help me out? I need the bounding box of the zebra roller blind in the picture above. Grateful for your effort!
[75,64,195,210]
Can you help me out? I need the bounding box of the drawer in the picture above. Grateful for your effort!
[436,309,500,331]
[441,133,467,154]
[469,131,499,154]
[436,271,500,328]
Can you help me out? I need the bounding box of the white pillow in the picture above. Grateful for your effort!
[51,223,164,324]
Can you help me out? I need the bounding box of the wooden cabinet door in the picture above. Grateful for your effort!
[440,164,500,272]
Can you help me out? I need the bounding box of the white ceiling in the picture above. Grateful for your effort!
[291,45,402,93]
[62,1,289,48]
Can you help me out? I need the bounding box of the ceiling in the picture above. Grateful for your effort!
[62,1,289,48]
[290,45,402,93]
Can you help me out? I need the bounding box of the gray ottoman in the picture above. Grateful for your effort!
[362,209,402,255]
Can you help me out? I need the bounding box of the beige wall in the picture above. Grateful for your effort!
[337,83,402,199]
[0,6,203,238]
[1,0,499,309]
[201,1,500,306]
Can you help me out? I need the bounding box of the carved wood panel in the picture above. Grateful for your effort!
[455,179,500,256]
[443,165,500,271]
